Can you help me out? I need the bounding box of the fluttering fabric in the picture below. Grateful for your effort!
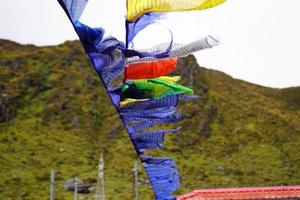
[125,0,225,46]
[59,0,88,21]
[126,0,226,22]
[126,35,220,64]
[126,12,167,47]
[57,0,224,199]
[125,58,177,80]
[122,77,193,100]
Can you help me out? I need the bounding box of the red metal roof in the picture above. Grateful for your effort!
[177,186,300,200]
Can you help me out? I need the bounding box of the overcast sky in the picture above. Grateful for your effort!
[1,0,300,88]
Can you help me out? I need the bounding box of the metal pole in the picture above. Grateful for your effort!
[74,177,78,200]
[132,161,140,200]
[50,169,55,200]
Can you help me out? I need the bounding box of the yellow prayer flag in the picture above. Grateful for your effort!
[120,98,149,106]
[126,0,226,22]
[159,76,181,83]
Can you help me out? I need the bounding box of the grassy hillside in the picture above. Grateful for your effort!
[0,39,299,199]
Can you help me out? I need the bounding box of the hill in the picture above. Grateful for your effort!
[0,39,299,199]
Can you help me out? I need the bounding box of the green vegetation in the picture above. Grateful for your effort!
[0,39,299,199]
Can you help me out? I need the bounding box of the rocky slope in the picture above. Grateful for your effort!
[0,39,299,199]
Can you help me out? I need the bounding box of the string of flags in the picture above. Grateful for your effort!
[56,0,225,199]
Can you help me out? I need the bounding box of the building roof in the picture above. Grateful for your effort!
[177,186,300,200]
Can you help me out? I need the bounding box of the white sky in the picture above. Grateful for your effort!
[1,0,299,88]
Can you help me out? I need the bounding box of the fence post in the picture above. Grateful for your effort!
[132,161,140,200]
[74,177,78,200]
[50,169,55,200]
[95,153,105,200]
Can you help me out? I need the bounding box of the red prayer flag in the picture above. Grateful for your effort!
[125,58,177,80]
